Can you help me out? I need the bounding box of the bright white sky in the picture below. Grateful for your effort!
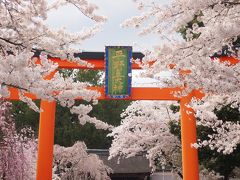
[46,0,171,86]
[46,0,169,52]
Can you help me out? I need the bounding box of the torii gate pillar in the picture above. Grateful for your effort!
[180,92,199,180]
[36,100,56,180]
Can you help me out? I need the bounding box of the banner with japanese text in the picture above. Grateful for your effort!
[105,46,132,98]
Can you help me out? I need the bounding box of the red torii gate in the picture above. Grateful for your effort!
[6,52,237,180]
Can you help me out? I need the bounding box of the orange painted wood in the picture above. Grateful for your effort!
[193,89,205,100]
[87,87,181,100]
[218,56,239,65]
[42,56,240,70]
[6,87,182,101]
[6,87,37,100]
[49,57,143,69]
[36,71,57,180]
[180,91,199,180]
[46,56,239,72]
[36,100,56,180]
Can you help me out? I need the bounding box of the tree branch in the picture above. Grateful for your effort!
[1,82,28,92]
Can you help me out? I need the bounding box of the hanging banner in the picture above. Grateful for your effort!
[105,46,132,98]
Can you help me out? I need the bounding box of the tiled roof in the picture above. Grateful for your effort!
[87,149,151,174]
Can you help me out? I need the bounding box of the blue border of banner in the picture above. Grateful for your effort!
[105,46,132,99]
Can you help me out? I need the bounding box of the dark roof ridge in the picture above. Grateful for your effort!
[33,51,145,59]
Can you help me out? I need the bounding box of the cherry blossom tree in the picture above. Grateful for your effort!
[0,100,111,180]
[122,0,240,154]
[0,101,37,180]
[53,141,112,180]
[0,0,112,129]
[0,1,114,178]
[109,101,181,173]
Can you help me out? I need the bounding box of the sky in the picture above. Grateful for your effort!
[46,0,171,86]
[46,0,169,52]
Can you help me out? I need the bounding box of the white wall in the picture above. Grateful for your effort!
[150,172,180,180]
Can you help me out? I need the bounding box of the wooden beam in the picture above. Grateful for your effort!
[6,87,181,101]
[88,87,181,100]
[218,56,239,65]
[49,56,239,70]
[49,57,143,70]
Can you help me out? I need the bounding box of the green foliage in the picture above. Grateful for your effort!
[75,69,104,86]
[59,69,103,86]
[214,104,240,123]
[55,100,131,148]
[170,104,180,114]
[169,120,181,140]
[200,146,240,180]
[11,101,40,136]
[169,105,181,139]
[178,13,204,40]
[198,104,240,180]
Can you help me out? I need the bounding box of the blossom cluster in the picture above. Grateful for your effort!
[53,141,111,180]
[123,0,240,154]
[109,101,181,172]
[0,101,37,180]
[0,0,111,129]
